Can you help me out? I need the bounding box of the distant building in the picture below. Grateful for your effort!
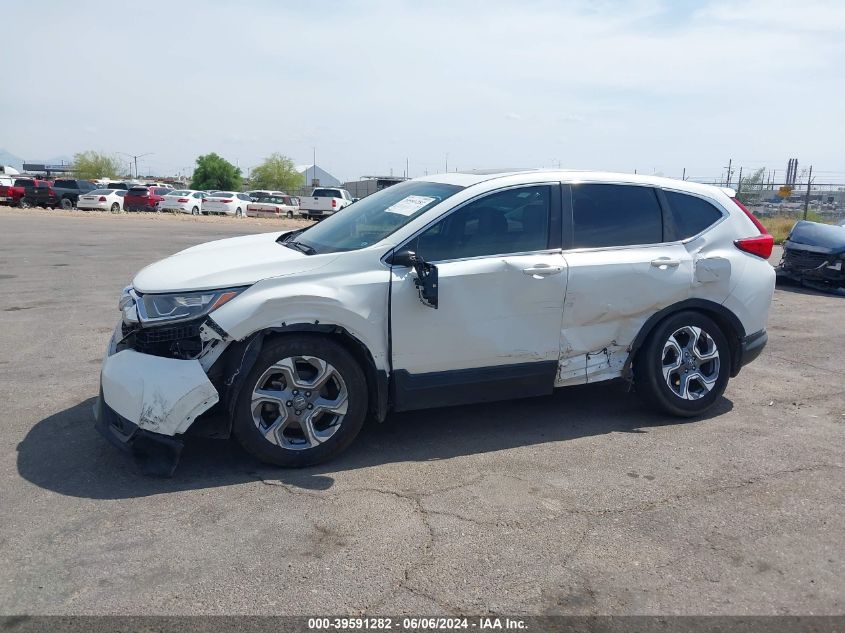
[342,176,408,199]
[296,164,341,188]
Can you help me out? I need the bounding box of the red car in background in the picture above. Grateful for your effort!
[124,185,173,212]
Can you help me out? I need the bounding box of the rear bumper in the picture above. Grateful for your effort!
[734,329,767,376]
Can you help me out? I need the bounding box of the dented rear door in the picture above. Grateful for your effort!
[558,183,693,384]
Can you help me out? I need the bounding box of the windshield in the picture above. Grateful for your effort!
[294,180,463,254]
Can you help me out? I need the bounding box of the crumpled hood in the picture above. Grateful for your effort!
[133,231,333,293]
[784,220,845,255]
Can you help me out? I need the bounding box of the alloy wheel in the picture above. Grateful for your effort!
[661,325,720,400]
[251,356,349,450]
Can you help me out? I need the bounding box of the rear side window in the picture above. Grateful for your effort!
[312,189,338,198]
[571,184,662,248]
[664,191,723,240]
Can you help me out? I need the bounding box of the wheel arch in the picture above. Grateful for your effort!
[624,298,746,379]
[214,323,388,438]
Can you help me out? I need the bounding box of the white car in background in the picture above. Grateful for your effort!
[159,190,207,215]
[76,189,127,212]
[203,191,253,217]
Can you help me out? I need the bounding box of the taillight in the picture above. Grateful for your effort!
[99,196,107,202]
[177,198,189,203]
[220,199,232,203]
[731,197,773,259]
[332,198,337,208]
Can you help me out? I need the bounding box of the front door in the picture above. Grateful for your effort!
[389,184,568,411]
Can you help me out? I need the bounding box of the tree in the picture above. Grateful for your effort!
[190,153,242,191]
[250,153,301,191]
[737,167,766,206]
[73,151,122,180]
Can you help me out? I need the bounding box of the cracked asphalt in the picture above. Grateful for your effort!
[1,207,843,615]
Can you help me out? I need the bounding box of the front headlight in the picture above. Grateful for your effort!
[134,287,247,324]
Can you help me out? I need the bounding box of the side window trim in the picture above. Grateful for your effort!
[391,182,563,264]
[655,187,673,242]
[560,183,574,250]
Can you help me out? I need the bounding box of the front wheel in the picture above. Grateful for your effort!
[233,336,368,467]
[634,311,730,417]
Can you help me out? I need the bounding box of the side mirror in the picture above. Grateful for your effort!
[390,249,438,309]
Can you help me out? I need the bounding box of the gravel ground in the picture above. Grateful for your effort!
[0,207,842,616]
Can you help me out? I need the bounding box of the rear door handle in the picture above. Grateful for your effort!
[522,265,563,276]
[651,258,680,268]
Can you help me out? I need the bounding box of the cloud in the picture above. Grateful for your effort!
[1,0,843,179]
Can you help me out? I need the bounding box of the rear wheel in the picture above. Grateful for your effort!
[634,311,730,417]
[18,198,30,209]
[110,202,120,213]
[287,210,293,219]
[233,336,368,467]
[236,207,243,218]
[191,206,199,216]
[60,198,73,210]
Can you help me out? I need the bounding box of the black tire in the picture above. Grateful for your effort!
[633,311,730,417]
[236,207,242,218]
[110,202,120,213]
[191,206,199,216]
[60,198,73,210]
[18,198,30,209]
[233,335,368,467]
[287,210,293,219]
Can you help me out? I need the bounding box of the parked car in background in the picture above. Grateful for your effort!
[203,191,252,217]
[33,179,98,209]
[158,190,208,215]
[246,190,287,201]
[95,170,775,474]
[777,218,845,291]
[2,178,52,207]
[298,187,354,220]
[124,185,172,212]
[106,182,130,190]
[77,189,127,212]
[246,194,300,218]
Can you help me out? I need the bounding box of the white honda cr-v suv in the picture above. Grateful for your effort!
[96,170,775,475]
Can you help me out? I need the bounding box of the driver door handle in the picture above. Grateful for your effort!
[522,265,563,277]
[651,258,680,268]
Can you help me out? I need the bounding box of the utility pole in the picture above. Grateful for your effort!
[803,165,813,220]
[682,167,686,180]
[725,158,732,188]
[445,153,449,174]
[406,157,409,179]
[736,166,743,194]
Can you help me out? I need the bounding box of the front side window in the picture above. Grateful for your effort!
[413,186,551,262]
[295,180,463,254]
[664,190,723,239]
[571,184,662,248]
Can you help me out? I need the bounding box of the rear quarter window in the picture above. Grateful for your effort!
[571,184,663,248]
[664,190,724,240]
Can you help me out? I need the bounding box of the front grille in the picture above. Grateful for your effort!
[784,249,829,270]
[121,319,203,358]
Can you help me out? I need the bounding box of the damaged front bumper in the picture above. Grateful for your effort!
[94,348,220,476]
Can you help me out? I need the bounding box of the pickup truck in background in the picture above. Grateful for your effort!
[298,187,355,220]
[24,178,97,209]
[1,178,52,207]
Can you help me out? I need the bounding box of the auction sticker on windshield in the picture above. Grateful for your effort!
[384,195,436,216]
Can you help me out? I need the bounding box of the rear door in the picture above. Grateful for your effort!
[390,183,567,410]
[558,183,694,384]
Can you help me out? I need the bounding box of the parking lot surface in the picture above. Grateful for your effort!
[1,207,843,615]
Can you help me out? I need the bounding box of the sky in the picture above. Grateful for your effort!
[2,0,844,183]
